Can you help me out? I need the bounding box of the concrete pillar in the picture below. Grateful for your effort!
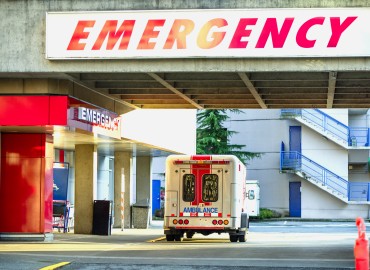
[136,156,152,205]
[74,144,97,234]
[114,152,132,229]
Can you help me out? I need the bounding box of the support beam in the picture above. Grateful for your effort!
[147,72,203,109]
[238,72,267,109]
[64,73,141,111]
[327,71,337,108]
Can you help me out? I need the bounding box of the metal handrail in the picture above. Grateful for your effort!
[349,127,370,146]
[281,109,370,146]
[281,109,349,143]
[280,151,348,197]
[348,182,370,201]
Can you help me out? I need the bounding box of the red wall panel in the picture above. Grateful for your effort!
[44,138,54,233]
[0,96,67,126]
[49,96,68,125]
[2,133,46,158]
[0,134,53,233]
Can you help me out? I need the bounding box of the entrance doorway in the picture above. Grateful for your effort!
[289,182,301,217]
[289,126,301,153]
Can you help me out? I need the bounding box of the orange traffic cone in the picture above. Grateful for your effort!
[354,217,369,270]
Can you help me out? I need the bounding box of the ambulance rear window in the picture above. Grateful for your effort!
[183,174,195,202]
[202,174,218,202]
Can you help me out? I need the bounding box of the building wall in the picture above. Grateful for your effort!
[348,110,370,183]
[227,110,291,214]
[302,126,349,180]
[228,109,370,219]
[302,181,370,219]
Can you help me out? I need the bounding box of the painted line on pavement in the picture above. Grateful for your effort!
[12,253,353,263]
[39,262,70,270]
[147,236,166,242]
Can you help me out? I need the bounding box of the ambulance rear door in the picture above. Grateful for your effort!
[179,167,223,218]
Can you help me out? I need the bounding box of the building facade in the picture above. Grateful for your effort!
[227,109,370,219]
[1,0,370,239]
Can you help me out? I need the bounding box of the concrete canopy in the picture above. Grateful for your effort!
[0,0,369,110]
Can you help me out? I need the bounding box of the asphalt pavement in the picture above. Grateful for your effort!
[0,219,365,270]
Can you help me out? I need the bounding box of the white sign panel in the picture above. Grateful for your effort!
[46,8,370,59]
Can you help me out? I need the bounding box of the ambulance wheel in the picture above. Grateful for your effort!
[186,232,195,239]
[174,235,182,241]
[229,235,238,242]
[166,234,175,241]
[238,233,246,242]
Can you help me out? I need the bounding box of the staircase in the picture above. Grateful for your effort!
[280,147,349,203]
[281,109,370,148]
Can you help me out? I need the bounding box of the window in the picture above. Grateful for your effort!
[183,174,195,202]
[248,190,255,200]
[202,174,218,202]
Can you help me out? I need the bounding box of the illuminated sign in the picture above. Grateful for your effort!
[46,8,370,58]
[73,107,120,131]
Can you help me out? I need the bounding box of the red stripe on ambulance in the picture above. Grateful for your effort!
[190,155,211,206]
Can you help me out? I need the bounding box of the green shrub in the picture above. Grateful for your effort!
[259,208,274,219]
[251,208,282,220]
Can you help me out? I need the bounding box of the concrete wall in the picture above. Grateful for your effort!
[1,1,370,73]
[302,181,370,219]
[349,111,370,127]
[321,109,349,125]
[227,109,370,219]
[227,110,291,214]
[302,126,349,180]
[152,157,166,187]
[348,111,370,182]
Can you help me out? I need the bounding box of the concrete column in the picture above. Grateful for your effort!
[136,156,152,205]
[74,144,97,234]
[114,152,132,229]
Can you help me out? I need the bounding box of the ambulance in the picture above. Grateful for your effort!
[163,155,249,242]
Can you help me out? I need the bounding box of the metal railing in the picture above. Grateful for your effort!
[280,151,348,198]
[348,182,370,201]
[281,109,370,147]
[349,127,370,147]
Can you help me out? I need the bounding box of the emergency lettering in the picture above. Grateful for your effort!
[67,16,357,51]
[46,9,368,58]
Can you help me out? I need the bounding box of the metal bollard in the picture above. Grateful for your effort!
[354,217,369,270]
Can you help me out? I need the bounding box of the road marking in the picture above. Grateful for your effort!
[7,253,353,263]
[9,253,354,264]
[147,236,166,242]
[39,262,70,270]
[148,237,230,243]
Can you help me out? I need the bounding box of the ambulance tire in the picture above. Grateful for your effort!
[166,234,175,241]
[238,233,246,242]
[229,235,238,242]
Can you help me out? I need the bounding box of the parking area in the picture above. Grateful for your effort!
[0,220,363,270]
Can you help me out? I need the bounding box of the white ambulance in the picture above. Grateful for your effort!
[163,155,249,242]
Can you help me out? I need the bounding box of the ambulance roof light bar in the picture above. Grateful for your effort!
[174,160,230,165]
